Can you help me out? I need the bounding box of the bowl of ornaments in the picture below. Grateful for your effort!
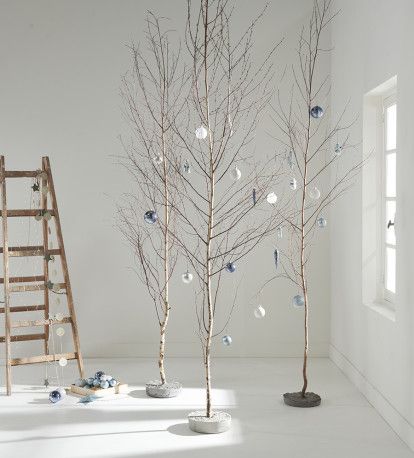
[70,371,128,397]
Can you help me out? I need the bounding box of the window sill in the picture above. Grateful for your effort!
[364,300,396,322]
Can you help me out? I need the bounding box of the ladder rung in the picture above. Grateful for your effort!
[10,352,77,366]
[11,316,71,328]
[0,275,45,284]
[10,284,45,292]
[4,171,40,178]
[0,305,45,313]
[0,209,54,217]
[0,333,46,343]
[0,246,61,257]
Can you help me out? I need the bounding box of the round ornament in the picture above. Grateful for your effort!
[109,379,117,387]
[55,312,64,321]
[153,155,163,165]
[316,217,327,228]
[95,371,105,380]
[310,106,324,119]
[52,283,61,293]
[253,305,266,319]
[225,262,236,273]
[144,210,158,224]
[87,377,94,386]
[75,378,87,387]
[35,213,42,221]
[93,378,100,387]
[334,143,342,156]
[182,271,193,284]
[222,335,232,346]
[49,390,61,403]
[56,327,65,337]
[183,160,191,174]
[100,380,109,389]
[309,186,321,200]
[43,211,52,221]
[266,192,278,204]
[287,150,294,169]
[292,295,305,308]
[289,177,297,190]
[195,125,208,140]
[230,166,241,181]
[58,357,68,367]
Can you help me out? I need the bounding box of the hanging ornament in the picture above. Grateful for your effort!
[316,217,327,228]
[46,280,54,290]
[252,188,257,205]
[225,262,236,273]
[292,295,305,308]
[276,226,283,239]
[49,389,61,403]
[289,177,297,190]
[41,185,49,196]
[153,155,163,165]
[56,327,65,337]
[309,186,321,200]
[287,150,294,169]
[43,211,52,221]
[253,305,266,319]
[195,125,208,140]
[273,249,279,270]
[266,192,278,204]
[230,166,241,181]
[44,253,55,262]
[227,113,234,137]
[55,312,64,321]
[183,160,191,174]
[35,212,43,221]
[144,210,158,224]
[59,357,68,367]
[44,378,50,387]
[222,335,232,346]
[310,106,324,119]
[182,271,193,284]
[334,143,342,156]
[52,283,61,293]
[31,182,40,192]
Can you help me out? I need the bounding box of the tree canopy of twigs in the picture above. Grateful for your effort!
[118,13,186,385]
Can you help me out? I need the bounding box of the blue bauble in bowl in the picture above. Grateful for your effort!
[109,379,117,387]
[95,371,105,380]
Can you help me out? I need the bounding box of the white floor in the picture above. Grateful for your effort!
[0,357,413,458]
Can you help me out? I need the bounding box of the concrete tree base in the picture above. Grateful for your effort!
[283,391,321,407]
[145,381,182,398]
[188,411,231,434]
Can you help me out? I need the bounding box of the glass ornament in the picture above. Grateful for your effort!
[182,271,193,284]
[87,377,94,386]
[153,155,163,165]
[56,327,65,337]
[274,249,279,270]
[144,210,158,224]
[310,105,324,119]
[43,211,52,221]
[195,125,208,140]
[93,378,100,387]
[309,186,321,200]
[75,378,87,387]
[222,335,232,346]
[230,166,241,181]
[266,192,277,204]
[31,182,40,192]
[52,283,61,293]
[183,160,191,174]
[109,379,117,387]
[334,143,342,156]
[287,150,294,169]
[292,294,305,308]
[100,380,110,389]
[59,357,68,367]
[277,226,283,239]
[49,390,61,403]
[35,212,42,221]
[55,312,64,321]
[289,177,297,190]
[95,371,105,380]
[253,305,266,319]
[225,262,236,273]
[252,188,257,205]
[316,217,327,228]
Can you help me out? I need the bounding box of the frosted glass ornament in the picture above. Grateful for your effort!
[292,295,305,308]
[144,210,158,224]
[95,371,105,380]
[225,262,236,273]
[109,379,117,387]
[309,186,321,200]
[334,143,342,156]
[316,217,327,228]
[230,166,241,181]
[75,378,87,387]
[52,283,61,293]
[183,160,191,173]
[287,150,294,169]
[100,380,109,389]
[35,213,42,221]
[153,155,163,165]
[58,357,68,367]
[182,271,193,284]
[49,390,61,403]
[195,125,208,140]
[55,312,64,321]
[56,327,65,337]
[253,305,266,319]
[222,335,232,346]
[274,249,279,270]
[289,177,297,190]
[266,192,278,204]
[310,106,324,118]
[277,226,283,239]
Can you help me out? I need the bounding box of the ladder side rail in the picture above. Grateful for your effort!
[41,162,50,356]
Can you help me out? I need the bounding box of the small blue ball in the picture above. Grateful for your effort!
[100,380,109,389]
[222,335,232,346]
[95,371,105,380]
[93,378,100,387]
[293,295,305,308]
[109,379,117,387]
[75,378,86,387]
[49,390,61,403]
[144,210,158,224]
[310,105,324,119]
[316,217,327,228]
[225,262,236,273]
[87,377,94,386]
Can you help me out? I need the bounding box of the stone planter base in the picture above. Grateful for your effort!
[188,411,231,434]
[145,381,182,398]
[283,391,321,407]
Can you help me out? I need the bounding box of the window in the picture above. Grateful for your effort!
[382,95,397,301]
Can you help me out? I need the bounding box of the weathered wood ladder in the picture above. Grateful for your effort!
[0,156,84,395]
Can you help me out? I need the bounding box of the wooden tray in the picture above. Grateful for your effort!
[69,382,128,397]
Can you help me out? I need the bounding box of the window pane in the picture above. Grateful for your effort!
[386,153,396,197]
[386,200,396,245]
[386,246,396,293]
[386,103,397,151]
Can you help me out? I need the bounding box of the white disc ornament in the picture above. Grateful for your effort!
[56,327,65,337]
[253,305,266,319]
[289,177,297,190]
[195,125,208,140]
[55,312,64,321]
[59,357,68,367]
[230,166,241,181]
[309,186,321,200]
[266,192,277,204]
[182,271,193,284]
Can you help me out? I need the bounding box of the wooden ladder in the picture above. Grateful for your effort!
[0,156,84,395]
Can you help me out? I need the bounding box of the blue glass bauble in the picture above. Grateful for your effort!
[293,295,305,308]
[75,378,86,387]
[316,217,327,228]
[225,262,236,273]
[100,380,109,389]
[334,143,342,155]
[310,106,324,119]
[109,379,117,387]
[222,335,232,346]
[93,378,100,387]
[95,371,105,380]
[274,249,279,270]
[87,377,94,386]
[144,210,158,224]
[49,390,61,403]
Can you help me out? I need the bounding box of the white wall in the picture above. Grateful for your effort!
[330,0,414,450]
[0,0,330,365]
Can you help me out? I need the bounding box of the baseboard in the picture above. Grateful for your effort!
[330,343,414,451]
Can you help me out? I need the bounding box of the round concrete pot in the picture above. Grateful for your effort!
[188,411,231,434]
[145,381,182,398]
[283,391,321,407]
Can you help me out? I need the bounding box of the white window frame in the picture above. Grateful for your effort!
[379,93,397,305]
